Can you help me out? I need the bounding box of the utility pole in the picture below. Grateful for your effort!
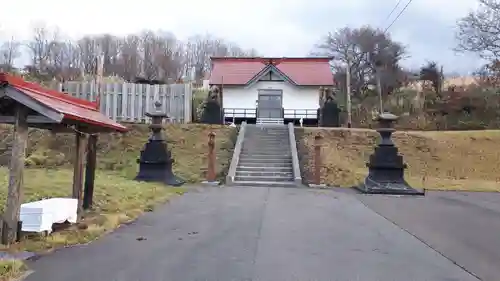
[375,65,383,113]
[346,58,352,128]
[371,44,384,113]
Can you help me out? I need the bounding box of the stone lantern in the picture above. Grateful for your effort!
[135,101,185,186]
[355,112,423,195]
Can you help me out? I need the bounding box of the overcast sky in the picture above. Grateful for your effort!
[0,0,485,75]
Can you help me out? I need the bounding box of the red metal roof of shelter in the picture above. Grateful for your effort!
[209,57,334,86]
[0,73,128,132]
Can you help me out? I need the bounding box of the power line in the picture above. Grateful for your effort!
[382,0,404,25]
[384,0,414,33]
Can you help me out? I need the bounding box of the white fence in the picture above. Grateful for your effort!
[54,81,193,123]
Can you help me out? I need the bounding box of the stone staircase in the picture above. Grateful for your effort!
[256,117,284,125]
[231,124,298,187]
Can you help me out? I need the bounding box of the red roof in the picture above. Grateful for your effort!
[209,57,334,86]
[0,73,128,132]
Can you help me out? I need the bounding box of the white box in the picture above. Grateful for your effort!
[20,198,78,233]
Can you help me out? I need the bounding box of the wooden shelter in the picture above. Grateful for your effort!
[0,73,128,244]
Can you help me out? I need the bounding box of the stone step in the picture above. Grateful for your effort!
[245,135,287,137]
[243,143,289,148]
[242,146,290,150]
[244,140,288,143]
[237,166,293,172]
[244,143,289,146]
[240,152,290,156]
[241,147,290,151]
[246,140,288,142]
[236,171,293,177]
[239,153,292,158]
[247,131,288,133]
[246,131,288,133]
[236,162,293,168]
[240,150,291,154]
[245,133,288,136]
[240,155,292,162]
[231,180,297,188]
[242,146,290,149]
[238,158,292,164]
[248,130,287,132]
[241,148,289,152]
[235,175,294,182]
[247,126,287,129]
[245,142,286,146]
[244,140,288,144]
[247,125,287,128]
[246,141,288,143]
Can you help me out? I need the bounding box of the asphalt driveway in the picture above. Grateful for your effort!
[24,187,477,281]
[358,191,500,281]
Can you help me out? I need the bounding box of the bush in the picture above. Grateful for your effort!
[346,85,500,130]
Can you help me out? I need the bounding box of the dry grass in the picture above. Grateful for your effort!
[0,168,184,253]
[0,123,237,183]
[0,259,27,281]
[0,123,237,280]
[296,128,500,192]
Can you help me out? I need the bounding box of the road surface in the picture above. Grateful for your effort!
[25,187,478,281]
[359,191,500,281]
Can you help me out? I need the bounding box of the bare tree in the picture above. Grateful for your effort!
[26,22,54,73]
[139,30,163,80]
[475,60,500,87]
[77,35,101,75]
[0,37,21,71]
[17,23,259,82]
[118,34,141,81]
[184,34,256,81]
[154,31,185,80]
[456,0,500,60]
[313,26,407,98]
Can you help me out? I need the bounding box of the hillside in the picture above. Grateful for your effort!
[296,128,500,192]
[0,123,237,185]
[0,123,236,255]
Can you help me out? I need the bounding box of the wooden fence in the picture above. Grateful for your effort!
[53,81,193,123]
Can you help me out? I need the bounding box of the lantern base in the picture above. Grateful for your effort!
[135,165,185,186]
[135,139,185,187]
[355,176,424,195]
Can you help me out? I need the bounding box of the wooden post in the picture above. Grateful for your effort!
[2,104,29,245]
[346,59,352,128]
[207,132,216,182]
[83,134,98,210]
[72,130,87,218]
[313,133,322,185]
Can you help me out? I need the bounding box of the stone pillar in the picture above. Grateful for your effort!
[313,134,322,185]
[135,101,185,186]
[355,112,424,195]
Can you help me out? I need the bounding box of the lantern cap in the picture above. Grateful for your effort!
[145,100,168,118]
[377,112,398,122]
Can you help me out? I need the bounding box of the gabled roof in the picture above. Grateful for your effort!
[209,57,334,86]
[0,73,128,132]
[245,64,296,87]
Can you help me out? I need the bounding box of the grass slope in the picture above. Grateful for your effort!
[296,128,500,192]
[0,123,236,280]
[0,123,237,183]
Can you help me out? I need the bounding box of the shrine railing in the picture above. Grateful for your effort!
[283,109,317,119]
[224,108,257,118]
[224,108,318,119]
